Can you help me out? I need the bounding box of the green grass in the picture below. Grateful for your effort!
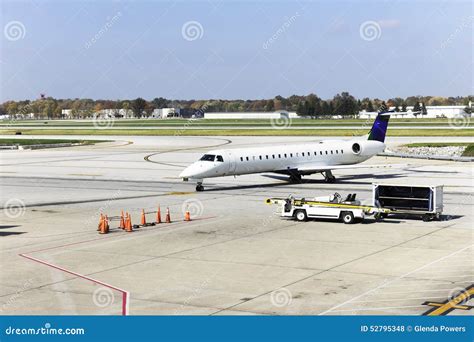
[462,144,474,156]
[1,129,473,137]
[404,142,474,157]
[0,118,469,127]
[0,138,105,146]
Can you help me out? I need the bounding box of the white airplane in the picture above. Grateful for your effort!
[179,112,392,191]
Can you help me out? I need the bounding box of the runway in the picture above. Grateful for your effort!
[0,135,472,315]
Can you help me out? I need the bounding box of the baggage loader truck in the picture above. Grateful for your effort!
[266,193,391,224]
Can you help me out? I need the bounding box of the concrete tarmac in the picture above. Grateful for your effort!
[0,135,472,315]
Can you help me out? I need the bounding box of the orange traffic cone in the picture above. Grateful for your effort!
[165,207,171,223]
[156,206,162,224]
[125,212,133,232]
[104,215,110,234]
[140,209,147,226]
[97,214,104,232]
[119,210,125,229]
[184,207,191,222]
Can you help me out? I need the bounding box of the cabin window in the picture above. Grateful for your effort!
[216,155,224,162]
[336,150,338,154]
[308,152,310,156]
[331,150,333,155]
[302,152,305,156]
[290,153,293,157]
[240,157,243,161]
[341,150,344,154]
[266,155,269,159]
[272,154,275,159]
[278,154,281,158]
[259,156,262,160]
[246,157,249,161]
[284,153,287,158]
[200,154,215,162]
[320,151,322,155]
[325,151,328,155]
[314,152,317,156]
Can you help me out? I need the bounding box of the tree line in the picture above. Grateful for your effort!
[1,93,472,119]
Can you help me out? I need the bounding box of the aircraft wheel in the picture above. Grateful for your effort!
[289,174,302,183]
[196,184,204,192]
[325,176,336,183]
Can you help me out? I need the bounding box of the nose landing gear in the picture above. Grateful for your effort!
[196,183,204,192]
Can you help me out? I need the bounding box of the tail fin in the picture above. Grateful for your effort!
[368,112,390,142]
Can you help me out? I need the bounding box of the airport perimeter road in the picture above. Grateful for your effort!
[2,125,473,130]
[0,136,472,315]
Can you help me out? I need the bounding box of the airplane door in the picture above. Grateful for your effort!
[227,151,236,175]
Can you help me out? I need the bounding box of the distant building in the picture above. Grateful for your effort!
[358,105,469,119]
[150,108,180,118]
[204,111,298,119]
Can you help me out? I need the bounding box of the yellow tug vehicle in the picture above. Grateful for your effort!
[265,192,391,224]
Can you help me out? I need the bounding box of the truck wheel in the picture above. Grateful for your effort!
[341,211,355,224]
[422,214,433,222]
[294,210,307,222]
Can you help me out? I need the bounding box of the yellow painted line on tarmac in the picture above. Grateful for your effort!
[165,191,194,196]
[422,284,474,315]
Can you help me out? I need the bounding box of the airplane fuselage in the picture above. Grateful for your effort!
[179,139,385,180]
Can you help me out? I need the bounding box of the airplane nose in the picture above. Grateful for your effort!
[179,167,191,178]
[179,163,199,178]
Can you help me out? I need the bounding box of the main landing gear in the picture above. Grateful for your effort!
[289,173,302,183]
[323,170,336,183]
[196,183,204,192]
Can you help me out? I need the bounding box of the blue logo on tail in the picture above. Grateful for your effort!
[368,113,390,142]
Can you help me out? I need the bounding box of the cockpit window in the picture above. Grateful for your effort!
[200,154,215,161]
[216,155,224,162]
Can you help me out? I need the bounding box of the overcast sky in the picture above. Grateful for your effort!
[1,0,472,102]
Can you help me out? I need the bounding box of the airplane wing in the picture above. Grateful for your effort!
[278,163,408,175]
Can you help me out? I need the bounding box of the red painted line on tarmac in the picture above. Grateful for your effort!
[19,253,130,315]
[18,215,217,315]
